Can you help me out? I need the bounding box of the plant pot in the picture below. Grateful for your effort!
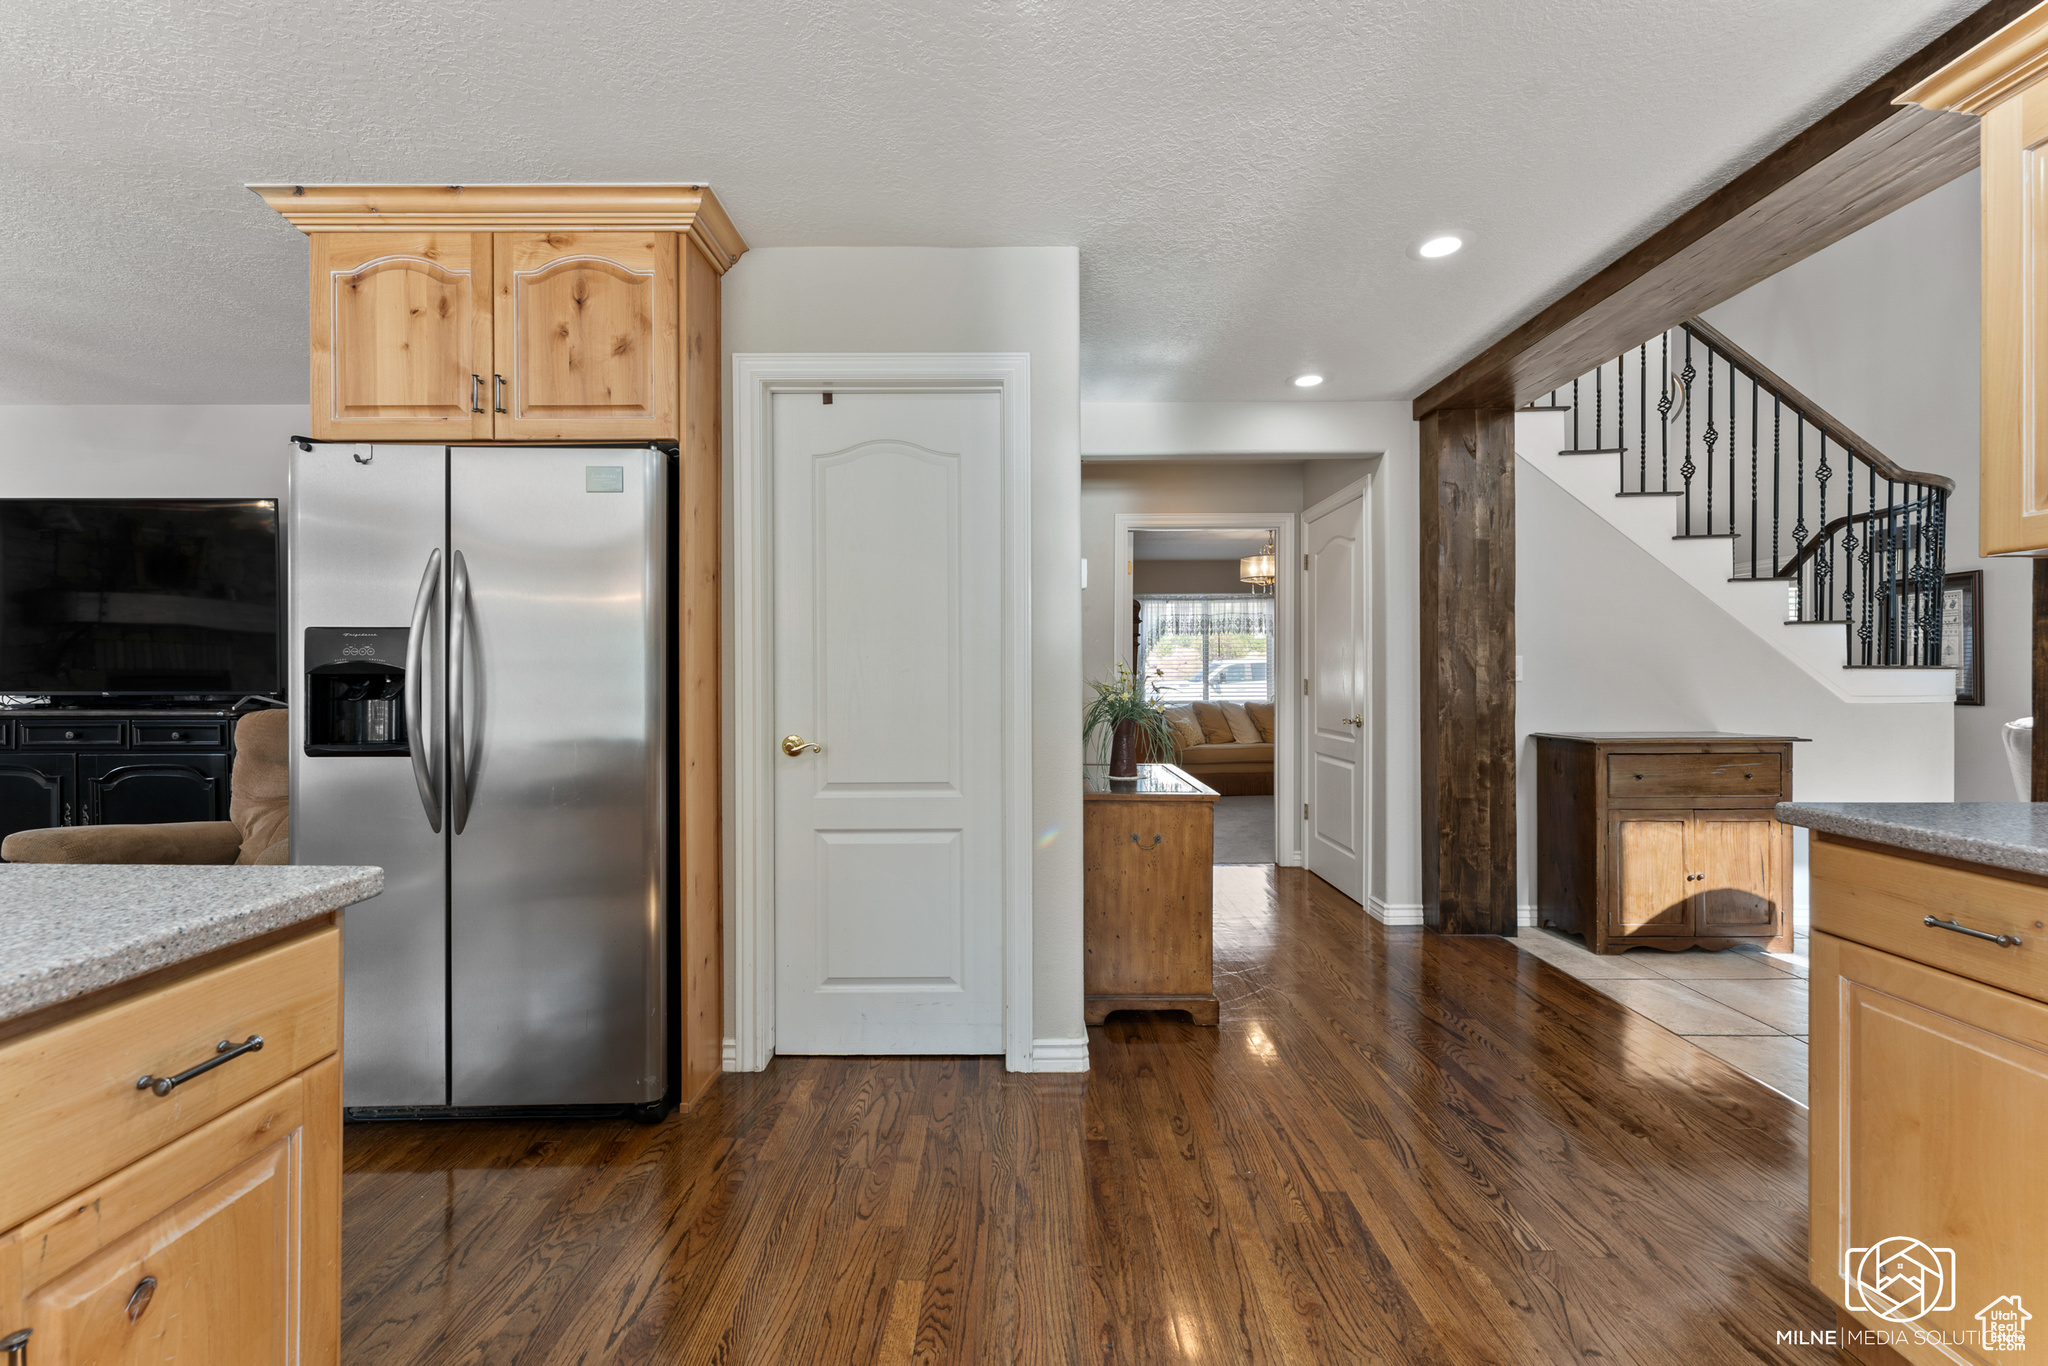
[1110,719,1139,778]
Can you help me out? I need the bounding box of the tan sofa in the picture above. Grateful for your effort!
[1157,700,1274,795]
[1,709,290,865]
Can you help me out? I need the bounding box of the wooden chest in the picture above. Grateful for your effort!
[1534,732,1800,954]
[1083,763,1220,1024]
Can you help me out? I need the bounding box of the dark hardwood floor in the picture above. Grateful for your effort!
[341,867,1837,1364]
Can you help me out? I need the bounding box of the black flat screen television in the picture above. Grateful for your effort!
[0,499,281,699]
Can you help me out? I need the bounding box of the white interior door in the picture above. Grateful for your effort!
[772,390,1006,1054]
[1303,488,1366,901]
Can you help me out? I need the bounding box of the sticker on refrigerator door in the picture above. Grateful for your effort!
[585,466,625,493]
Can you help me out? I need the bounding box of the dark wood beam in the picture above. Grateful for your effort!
[2034,562,2048,802]
[1420,407,1518,934]
[1413,1,2034,419]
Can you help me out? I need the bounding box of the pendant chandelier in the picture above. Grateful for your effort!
[1239,536,1277,595]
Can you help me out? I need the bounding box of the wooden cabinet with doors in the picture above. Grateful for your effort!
[0,917,346,1364]
[1805,830,2048,1364]
[256,183,744,1114]
[1536,732,1799,954]
[260,184,740,446]
[307,228,678,442]
[1903,11,2048,554]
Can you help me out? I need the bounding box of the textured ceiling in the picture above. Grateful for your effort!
[0,0,1981,405]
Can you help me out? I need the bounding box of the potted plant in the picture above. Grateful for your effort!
[1083,662,1178,778]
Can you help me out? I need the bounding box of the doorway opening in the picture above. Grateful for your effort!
[1124,522,1290,867]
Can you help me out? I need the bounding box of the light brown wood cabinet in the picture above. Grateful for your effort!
[1083,763,1220,1025]
[263,184,742,451]
[1809,833,2048,1364]
[1903,11,2048,554]
[310,229,678,442]
[1537,733,1797,954]
[0,923,340,1364]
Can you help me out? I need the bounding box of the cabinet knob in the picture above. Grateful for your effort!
[125,1277,156,1323]
[170,731,181,739]
[63,731,74,740]
[1,1328,30,1363]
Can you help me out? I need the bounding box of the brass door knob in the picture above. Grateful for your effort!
[781,735,822,757]
[1342,715,1363,727]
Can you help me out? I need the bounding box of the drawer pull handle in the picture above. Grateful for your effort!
[1131,833,1165,850]
[137,1034,264,1097]
[1923,916,2023,948]
[1,1329,29,1363]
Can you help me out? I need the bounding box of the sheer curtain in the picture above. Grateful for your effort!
[1137,595,1274,702]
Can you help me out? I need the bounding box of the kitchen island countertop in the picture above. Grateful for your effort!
[0,863,382,1026]
[1776,801,2048,879]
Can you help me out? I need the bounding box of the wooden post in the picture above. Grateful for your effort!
[1419,407,1518,934]
[2034,560,2048,802]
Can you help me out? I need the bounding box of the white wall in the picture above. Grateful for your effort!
[0,405,299,499]
[1703,172,2018,798]
[721,246,1084,1051]
[1516,456,1955,917]
[1080,400,1422,914]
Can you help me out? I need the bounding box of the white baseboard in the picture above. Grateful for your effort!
[1030,1036,1091,1072]
[1368,897,1424,926]
[1518,905,1538,927]
[721,1037,738,1069]
[1279,851,1304,867]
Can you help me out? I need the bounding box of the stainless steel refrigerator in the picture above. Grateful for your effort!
[289,442,669,1115]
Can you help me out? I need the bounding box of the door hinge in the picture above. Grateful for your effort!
[1303,678,1309,695]
[1304,553,1310,571]
[1304,803,1310,819]
[823,391,833,404]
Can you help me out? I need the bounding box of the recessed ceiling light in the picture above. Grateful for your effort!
[1293,373,1324,388]
[1418,235,1464,259]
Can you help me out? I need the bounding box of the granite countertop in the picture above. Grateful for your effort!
[0,864,383,1026]
[1776,802,2048,878]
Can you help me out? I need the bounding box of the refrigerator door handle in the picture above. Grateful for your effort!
[405,548,443,833]
[450,550,478,834]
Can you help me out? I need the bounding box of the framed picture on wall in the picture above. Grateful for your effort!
[1941,570,1983,706]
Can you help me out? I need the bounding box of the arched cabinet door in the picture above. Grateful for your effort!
[492,232,678,441]
[310,232,494,441]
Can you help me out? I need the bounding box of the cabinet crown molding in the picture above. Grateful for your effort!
[248,182,747,273]
[1899,3,2048,114]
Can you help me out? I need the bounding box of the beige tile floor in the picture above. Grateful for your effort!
[1516,926,1811,1104]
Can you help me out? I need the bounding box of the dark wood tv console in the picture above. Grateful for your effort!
[0,707,240,851]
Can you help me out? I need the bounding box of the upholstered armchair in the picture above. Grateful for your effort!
[1,709,290,865]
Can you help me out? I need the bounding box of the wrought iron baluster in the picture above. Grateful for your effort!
[1816,432,1832,620]
[1749,381,1759,578]
[1842,456,1858,655]
[1681,334,1697,533]
[1703,348,1717,534]
[1659,332,1672,490]
[1594,360,1603,451]
[1772,396,1782,573]
[1639,342,1648,491]
[1572,376,1581,450]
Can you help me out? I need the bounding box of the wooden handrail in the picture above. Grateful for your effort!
[1769,500,1943,580]
[1679,317,1956,494]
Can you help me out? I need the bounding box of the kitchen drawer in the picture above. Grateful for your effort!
[0,924,339,1231]
[1605,752,1782,800]
[17,720,124,749]
[130,721,227,748]
[1810,835,2048,1006]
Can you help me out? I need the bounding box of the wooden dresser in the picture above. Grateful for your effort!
[1534,732,1799,954]
[1083,763,1220,1025]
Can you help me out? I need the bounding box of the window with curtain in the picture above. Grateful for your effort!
[1137,595,1274,702]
